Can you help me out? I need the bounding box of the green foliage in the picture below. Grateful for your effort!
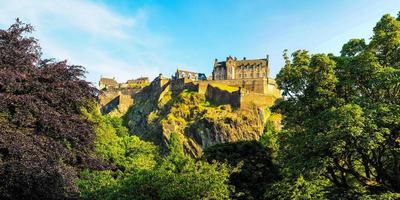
[78,110,232,200]
[266,176,329,200]
[260,108,281,159]
[204,141,280,200]
[273,11,400,198]
[210,83,239,93]
[340,39,366,57]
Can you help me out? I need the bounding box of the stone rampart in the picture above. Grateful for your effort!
[205,85,241,108]
[194,77,280,98]
[239,91,277,109]
[170,78,198,92]
[99,88,142,115]
[168,77,281,109]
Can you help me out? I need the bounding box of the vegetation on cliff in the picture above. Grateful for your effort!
[123,82,269,157]
[209,83,239,93]
[79,107,232,200]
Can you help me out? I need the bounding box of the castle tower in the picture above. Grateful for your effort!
[226,56,235,79]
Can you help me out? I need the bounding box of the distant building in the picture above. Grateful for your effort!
[174,69,207,81]
[100,77,150,90]
[98,76,149,115]
[212,55,269,80]
[99,77,118,90]
[126,77,149,85]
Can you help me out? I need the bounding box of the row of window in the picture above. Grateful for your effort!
[213,73,265,79]
[240,65,264,70]
[239,73,265,78]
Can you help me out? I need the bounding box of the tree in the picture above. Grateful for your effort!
[0,20,100,199]
[204,141,280,200]
[273,12,400,197]
[78,113,232,200]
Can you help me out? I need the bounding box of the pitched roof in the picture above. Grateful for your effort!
[126,77,149,84]
[214,57,268,68]
[176,69,198,75]
[99,77,118,85]
[135,77,149,81]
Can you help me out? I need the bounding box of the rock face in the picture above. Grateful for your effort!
[123,77,279,157]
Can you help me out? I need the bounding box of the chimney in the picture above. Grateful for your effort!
[214,58,218,62]
[243,57,246,60]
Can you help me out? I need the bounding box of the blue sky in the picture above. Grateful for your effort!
[0,0,399,84]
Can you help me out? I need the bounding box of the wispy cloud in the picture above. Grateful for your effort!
[0,0,172,84]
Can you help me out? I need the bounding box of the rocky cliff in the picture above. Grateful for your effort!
[123,77,280,157]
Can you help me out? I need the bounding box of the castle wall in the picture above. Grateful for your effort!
[99,88,142,115]
[197,82,209,94]
[99,91,120,107]
[239,92,277,110]
[118,94,134,113]
[264,80,280,99]
[166,77,281,109]
[194,78,279,96]
[170,78,197,92]
[100,95,120,114]
[205,85,241,108]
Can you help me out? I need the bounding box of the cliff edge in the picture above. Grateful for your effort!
[123,77,280,157]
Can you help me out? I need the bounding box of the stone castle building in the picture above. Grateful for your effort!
[99,77,118,90]
[174,69,207,81]
[213,55,269,80]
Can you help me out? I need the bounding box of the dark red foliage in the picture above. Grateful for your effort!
[0,19,102,199]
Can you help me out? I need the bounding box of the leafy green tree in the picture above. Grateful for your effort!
[266,176,329,200]
[204,141,280,200]
[273,12,400,198]
[78,112,232,200]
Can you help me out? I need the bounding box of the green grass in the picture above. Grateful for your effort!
[210,83,239,93]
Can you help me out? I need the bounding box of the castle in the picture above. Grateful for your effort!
[213,55,269,80]
[99,55,280,115]
[98,77,150,115]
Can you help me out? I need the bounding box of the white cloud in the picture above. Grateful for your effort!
[0,0,172,84]
[0,0,137,39]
